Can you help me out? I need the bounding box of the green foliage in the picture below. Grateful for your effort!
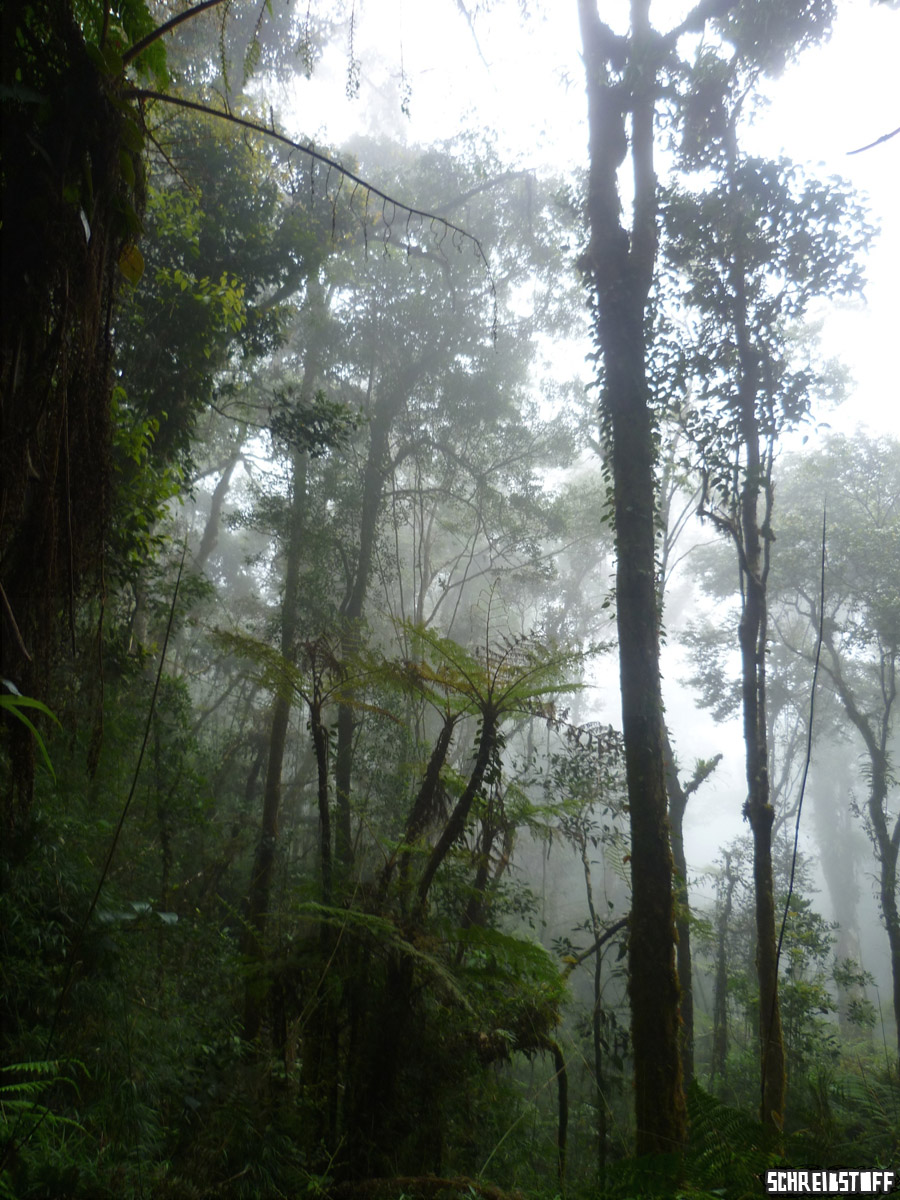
[661,157,870,498]
[73,0,168,84]
[787,1064,900,1165]
[113,109,332,470]
[684,1083,780,1198]
[713,0,837,77]
[0,1060,90,1200]
[0,684,59,780]
[108,388,184,580]
[400,620,584,720]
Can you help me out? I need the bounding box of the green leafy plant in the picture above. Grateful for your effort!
[0,682,59,780]
[0,1059,86,1199]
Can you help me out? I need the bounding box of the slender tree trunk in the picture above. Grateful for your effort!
[310,700,333,904]
[662,726,694,1086]
[869,727,900,1070]
[335,364,421,870]
[194,437,243,569]
[578,0,685,1154]
[380,712,457,905]
[882,861,900,1076]
[578,823,610,1178]
[739,529,785,1126]
[717,119,786,1127]
[543,1037,569,1186]
[459,818,496,932]
[711,851,736,1084]
[241,432,311,1039]
[826,647,900,1070]
[593,950,607,1181]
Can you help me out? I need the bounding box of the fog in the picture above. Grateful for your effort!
[4,1,900,1193]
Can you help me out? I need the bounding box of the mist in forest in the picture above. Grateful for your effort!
[2,1,900,1195]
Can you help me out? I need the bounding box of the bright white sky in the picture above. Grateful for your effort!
[282,1,899,900]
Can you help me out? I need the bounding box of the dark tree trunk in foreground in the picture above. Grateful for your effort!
[578,0,684,1154]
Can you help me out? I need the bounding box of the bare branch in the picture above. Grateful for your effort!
[848,124,900,155]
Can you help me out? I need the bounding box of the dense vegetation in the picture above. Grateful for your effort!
[2,2,898,1198]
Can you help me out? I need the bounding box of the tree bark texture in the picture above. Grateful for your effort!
[578,0,685,1154]
[662,726,694,1086]
[734,368,786,1128]
[380,713,457,902]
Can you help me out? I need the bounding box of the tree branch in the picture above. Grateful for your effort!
[561,916,629,976]
[123,0,230,66]
[848,125,900,155]
[127,89,496,331]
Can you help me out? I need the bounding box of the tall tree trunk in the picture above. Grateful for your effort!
[578,0,685,1153]
[194,438,243,570]
[811,756,866,1034]
[740,538,785,1127]
[823,643,900,1072]
[242,421,312,1040]
[335,363,421,871]
[881,853,900,1077]
[310,699,333,904]
[578,816,611,1177]
[711,850,736,1084]
[662,726,694,1086]
[725,136,786,1124]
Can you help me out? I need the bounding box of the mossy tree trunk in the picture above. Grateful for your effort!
[577,0,685,1153]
